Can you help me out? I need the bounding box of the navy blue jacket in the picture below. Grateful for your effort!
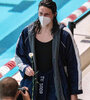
[15,23,83,100]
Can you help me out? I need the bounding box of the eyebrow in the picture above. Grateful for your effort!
[39,11,50,15]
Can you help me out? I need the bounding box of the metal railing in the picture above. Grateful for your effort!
[68,10,90,35]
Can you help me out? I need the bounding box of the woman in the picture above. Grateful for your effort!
[15,0,83,100]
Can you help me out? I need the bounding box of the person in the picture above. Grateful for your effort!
[15,0,83,100]
[0,77,30,100]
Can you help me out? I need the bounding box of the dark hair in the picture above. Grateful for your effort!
[39,0,57,14]
[34,0,59,35]
[0,77,18,99]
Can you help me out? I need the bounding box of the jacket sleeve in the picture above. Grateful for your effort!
[15,27,31,77]
[63,27,83,94]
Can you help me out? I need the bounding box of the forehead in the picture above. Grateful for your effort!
[39,6,52,14]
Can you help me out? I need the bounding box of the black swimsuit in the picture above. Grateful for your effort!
[35,37,52,72]
[35,38,57,100]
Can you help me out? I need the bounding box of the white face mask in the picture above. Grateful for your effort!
[39,16,51,27]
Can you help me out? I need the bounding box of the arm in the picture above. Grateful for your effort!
[15,28,34,77]
[63,28,83,97]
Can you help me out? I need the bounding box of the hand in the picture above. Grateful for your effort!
[20,87,31,100]
[25,66,34,76]
[71,95,78,100]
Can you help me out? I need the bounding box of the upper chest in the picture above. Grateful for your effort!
[35,32,53,43]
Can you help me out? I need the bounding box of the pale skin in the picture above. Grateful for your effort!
[25,6,78,100]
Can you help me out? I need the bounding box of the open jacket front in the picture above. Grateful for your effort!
[15,23,83,100]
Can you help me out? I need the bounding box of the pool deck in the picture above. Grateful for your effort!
[78,64,90,100]
[74,14,90,70]
[74,14,90,100]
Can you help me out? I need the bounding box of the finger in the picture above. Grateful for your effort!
[27,67,34,73]
[25,69,31,76]
[20,90,24,95]
[25,66,35,76]
[25,69,34,76]
[28,67,34,72]
[28,67,35,75]
[25,71,29,76]
[29,71,34,76]
[22,87,28,91]
[30,70,35,76]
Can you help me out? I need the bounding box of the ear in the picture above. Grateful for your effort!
[54,12,57,17]
[16,91,20,99]
[52,12,57,19]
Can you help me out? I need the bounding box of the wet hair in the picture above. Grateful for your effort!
[34,0,59,35]
[39,0,57,14]
[0,77,18,99]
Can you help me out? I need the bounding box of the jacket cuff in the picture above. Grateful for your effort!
[19,65,29,78]
[70,89,83,95]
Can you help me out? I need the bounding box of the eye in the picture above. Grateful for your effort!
[39,12,43,16]
[44,13,50,16]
